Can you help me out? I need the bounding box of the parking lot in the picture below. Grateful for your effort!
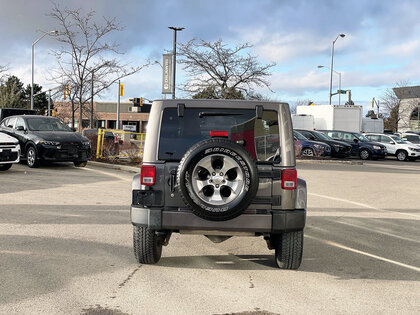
[0,160,419,315]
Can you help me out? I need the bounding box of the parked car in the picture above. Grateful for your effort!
[131,100,307,269]
[406,131,420,136]
[0,115,91,168]
[293,130,331,157]
[0,132,20,171]
[318,130,387,160]
[295,129,352,158]
[399,133,420,145]
[364,133,420,161]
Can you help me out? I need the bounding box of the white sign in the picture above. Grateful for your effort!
[123,125,136,132]
[162,54,172,94]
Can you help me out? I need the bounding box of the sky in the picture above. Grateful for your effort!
[1,0,420,112]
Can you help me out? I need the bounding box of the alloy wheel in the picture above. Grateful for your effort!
[191,154,245,206]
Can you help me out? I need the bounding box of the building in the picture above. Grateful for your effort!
[54,101,150,133]
[393,86,420,132]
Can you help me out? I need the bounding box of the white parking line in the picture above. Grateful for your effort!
[306,234,420,272]
[335,220,420,243]
[81,166,132,182]
[308,192,420,218]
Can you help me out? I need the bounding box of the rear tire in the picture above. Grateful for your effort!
[272,230,303,270]
[0,163,12,171]
[133,225,162,264]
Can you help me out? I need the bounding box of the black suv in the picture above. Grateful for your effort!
[131,100,307,269]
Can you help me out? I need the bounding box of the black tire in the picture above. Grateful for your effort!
[301,147,315,157]
[0,163,12,171]
[74,161,88,167]
[26,146,40,168]
[272,230,304,270]
[133,225,162,264]
[359,149,371,160]
[177,138,259,221]
[396,150,408,161]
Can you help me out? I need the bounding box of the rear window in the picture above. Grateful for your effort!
[158,108,280,162]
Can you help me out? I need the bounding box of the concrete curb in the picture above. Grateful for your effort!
[87,160,139,173]
[297,159,363,165]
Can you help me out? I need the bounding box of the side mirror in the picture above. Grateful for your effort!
[353,139,359,143]
[16,126,25,131]
[72,128,77,132]
[389,141,395,144]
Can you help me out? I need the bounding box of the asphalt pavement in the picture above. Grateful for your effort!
[0,160,419,315]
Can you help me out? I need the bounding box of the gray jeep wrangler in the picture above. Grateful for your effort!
[131,99,307,269]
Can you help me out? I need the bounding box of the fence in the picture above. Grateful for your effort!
[95,128,146,159]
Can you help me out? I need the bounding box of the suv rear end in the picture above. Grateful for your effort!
[131,100,307,269]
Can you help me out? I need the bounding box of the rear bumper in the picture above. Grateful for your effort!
[130,207,306,233]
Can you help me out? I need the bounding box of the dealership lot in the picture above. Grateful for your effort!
[0,161,419,315]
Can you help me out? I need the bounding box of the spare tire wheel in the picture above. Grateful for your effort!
[177,138,259,221]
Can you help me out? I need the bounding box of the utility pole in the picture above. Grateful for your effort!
[48,90,51,116]
[168,26,184,99]
[117,79,121,130]
[90,70,94,128]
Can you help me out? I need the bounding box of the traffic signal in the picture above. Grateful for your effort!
[120,84,124,96]
[132,97,144,106]
[64,85,70,100]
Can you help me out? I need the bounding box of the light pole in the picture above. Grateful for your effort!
[168,26,184,99]
[318,65,342,105]
[329,33,345,105]
[31,30,58,110]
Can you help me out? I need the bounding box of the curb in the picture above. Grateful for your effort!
[297,159,363,165]
[87,161,139,173]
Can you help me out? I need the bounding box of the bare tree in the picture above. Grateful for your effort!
[178,39,275,99]
[48,4,150,130]
[380,80,413,132]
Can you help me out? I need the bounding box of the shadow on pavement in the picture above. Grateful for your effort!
[0,235,133,305]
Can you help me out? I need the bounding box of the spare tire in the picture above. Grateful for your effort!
[177,138,259,221]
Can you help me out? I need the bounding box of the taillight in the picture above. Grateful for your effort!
[141,165,155,185]
[282,169,297,189]
[210,130,229,137]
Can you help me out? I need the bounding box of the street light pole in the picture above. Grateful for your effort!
[31,30,58,110]
[117,79,121,130]
[318,65,342,105]
[338,72,342,106]
[90,70,94,128]
[168,26,184,100]
[329,33,345,105]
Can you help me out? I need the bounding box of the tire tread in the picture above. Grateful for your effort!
[275,230,303,270]
[133,226,162,264]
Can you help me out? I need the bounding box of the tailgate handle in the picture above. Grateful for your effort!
[169,170,176,193]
